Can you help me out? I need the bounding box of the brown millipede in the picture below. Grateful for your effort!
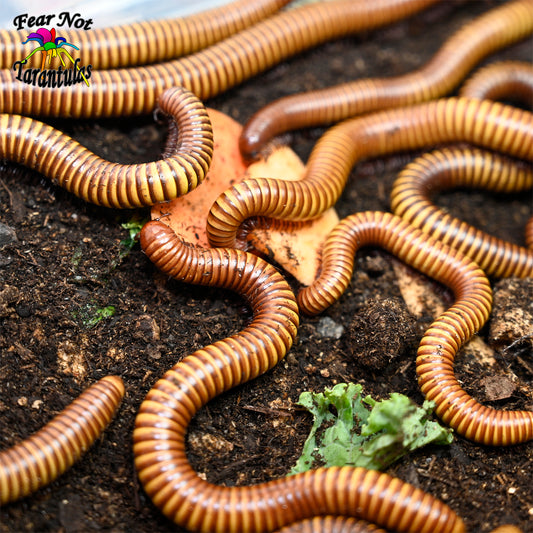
[207,97,533,250]
[390,148,533,277]
[0,86,213,207]
[0,0,438,118]
[0,0,291,69]
[298,211,533,446]
[274,516,386,533]
[526,218,533,249]
[460,61,533,104]
[238,0,533,160]
[0,375,124,505]
[488,526,524,533]
[133,220,464,533]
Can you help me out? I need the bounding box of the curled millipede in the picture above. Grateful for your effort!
[0,0,438,117]
[0,86,213,208]
[390,148,533,277]
[460,61,533,104]
[133,220,464,533]
[207,97,533,250]
[239,0,533,159]
[0,0,291,69]
[298,211,533,446]
[0,375,124,505]
[274,516,386,533]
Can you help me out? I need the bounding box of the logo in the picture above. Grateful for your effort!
[12,13,93,88]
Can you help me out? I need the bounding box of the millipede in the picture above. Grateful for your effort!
[0,0,439,118]
[274,516,386,533]
[0,0,291,69]
[133,220,465,533]
[207,97,533,250]
[0,86,214,207]
[390,148,533,277]
[389,61,533,277]
[0,375,124,505]
[459,61,533,104]
[238,0,533,160]
[297,211,533,446]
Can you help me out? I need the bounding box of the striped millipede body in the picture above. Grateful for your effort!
[285,523,527,533]
[390,148,533,277]
[298,211,533,446]
[133,220,465,533]
[0,375,124,505]
[460,61,533,104]
[274,517,386,533]
[238,0,533,160]
[489,527,525,533]
[0,0,438,118]
[526,217,533,249]
[0,0,291,69]
[207,97,533,250]
[0,86,213,208]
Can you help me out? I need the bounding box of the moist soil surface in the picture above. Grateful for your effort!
[1,1,532,532]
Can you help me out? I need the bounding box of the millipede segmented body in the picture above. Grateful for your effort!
[390,148,533,277]
[207,97,533,250]
[133,221,464,533]
[274,516,386,533]
[526,218,533,249]
[460,61,533,104]
[0,0,291,69]
[0,86,213,207]
[298,211,533,446]
[0,375,124,505]
[239,0,533,159]
[0,0,437,118]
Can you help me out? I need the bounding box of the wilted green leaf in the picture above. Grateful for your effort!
[76,304,116,328]
[120,218,146,251]
[291,383,452,474]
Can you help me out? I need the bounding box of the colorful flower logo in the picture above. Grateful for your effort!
[21,27,89,86]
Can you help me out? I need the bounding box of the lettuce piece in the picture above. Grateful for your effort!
[291,383,452,474]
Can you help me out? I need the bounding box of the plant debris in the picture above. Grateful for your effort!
[291,383,453,473]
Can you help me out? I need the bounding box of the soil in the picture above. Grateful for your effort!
[0,1,532,532]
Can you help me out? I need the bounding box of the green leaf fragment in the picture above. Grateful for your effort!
[291,383,452,474]
[120,219,146,250]
[81,305,116,328]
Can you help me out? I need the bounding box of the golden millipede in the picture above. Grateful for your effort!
[239,0,533,160]
[0,0,438,118]
[0,375,124,505]
[488,527,525,533]
[0,0,291,69]
[207,97,533,250]
[527,218,533,249]
[460,61,533,104]
[390,148,533,277]
[0,86,213,208]
[133,220,465,533]
[274,521,525,533]
[297,211,533,446]
[274,516,386,533]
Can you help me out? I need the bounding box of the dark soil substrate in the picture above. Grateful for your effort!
[1,1,532,532]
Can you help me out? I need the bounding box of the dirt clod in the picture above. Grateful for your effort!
[343,297,418,370]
